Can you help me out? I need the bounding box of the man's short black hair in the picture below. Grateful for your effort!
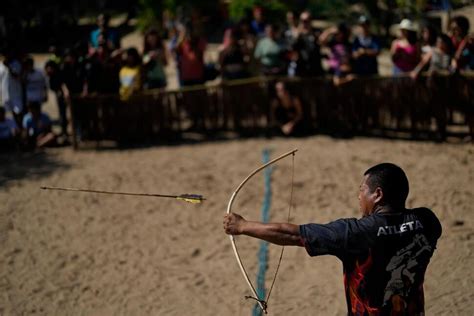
[364,163,409,206]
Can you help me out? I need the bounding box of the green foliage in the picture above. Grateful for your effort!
[395,0,428,17]
[229,0,288,22]
[136,0,163,32]
[306,0,350,19]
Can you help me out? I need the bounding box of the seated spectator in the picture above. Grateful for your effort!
[90,13,120,51]
[175,27,207,86]
[391,19,420,75]
[449,16,474,71]
[291,11,323,77]
[219,28,248,80]
[320,23,352,75]
[352,16,380,76]
[143,28,168,89]
[254,24,286,76]
[411,34,454,79]
[0,106,19,150]
[270,81,303,136]
[22,102,56,148]
[119,47,142,100]
[23,57,48,107]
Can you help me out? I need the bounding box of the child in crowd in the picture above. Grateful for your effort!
[22,102,56,148]
[0,106,19,150]
[119,48,142,100]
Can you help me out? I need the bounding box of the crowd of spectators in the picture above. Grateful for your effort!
[1,8,474,147]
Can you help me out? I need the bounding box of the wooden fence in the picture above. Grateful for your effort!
[71,75,474,148]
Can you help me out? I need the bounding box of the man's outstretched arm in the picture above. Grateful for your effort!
[223,213,303,246]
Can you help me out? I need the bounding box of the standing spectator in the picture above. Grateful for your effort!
[237,20,258,75]
[270,81,304,136]
[250,7,266,38]
[90,13,120,51]
[175,27,207,86]
[61,49,86,96]
[119,47,142,100]
[410,34,454,141]
[143,28,168,90]
[0,106,19,150]
[291,11,323,77]
[284,11,299,47]
[44,60,69,136]
[254,24,285,76]
[1,57,24,126]
[352,16,380,76]
[219,28,248,80]
[391,19,420,75]
[22,101,56,148]
[320,23,352,75]
[0,58,7,106]
[421,25,438,56]
[449,16,473,71]
[23,57,48,108]
[411,33,454,79]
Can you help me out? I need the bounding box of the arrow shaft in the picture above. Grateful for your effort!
[40,186,179,199]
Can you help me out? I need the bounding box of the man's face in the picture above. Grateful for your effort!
[359,175,377,216]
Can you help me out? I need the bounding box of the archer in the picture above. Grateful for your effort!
[223,163,442,315]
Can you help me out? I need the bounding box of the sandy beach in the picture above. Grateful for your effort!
[0,136,473,315]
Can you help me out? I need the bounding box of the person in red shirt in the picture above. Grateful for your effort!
[175,27,207,86]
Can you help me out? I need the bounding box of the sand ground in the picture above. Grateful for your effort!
[0,136,473,315]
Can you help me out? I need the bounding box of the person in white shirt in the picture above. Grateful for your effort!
[1,58,24,125]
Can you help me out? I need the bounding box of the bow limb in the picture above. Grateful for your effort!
[226,149,298,313]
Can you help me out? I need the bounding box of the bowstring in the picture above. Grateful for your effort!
[264,152,295,307]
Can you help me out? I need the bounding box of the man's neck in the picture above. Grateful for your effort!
[373,204,404,214]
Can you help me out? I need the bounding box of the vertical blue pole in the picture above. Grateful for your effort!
[252,149,272,316]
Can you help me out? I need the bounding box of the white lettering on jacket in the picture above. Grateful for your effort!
[377,220,424,236]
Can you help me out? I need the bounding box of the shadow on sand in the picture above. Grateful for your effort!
[0,150,71,187]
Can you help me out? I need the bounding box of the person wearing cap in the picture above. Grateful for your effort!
[391,19,420,75]
[352,16,380,76]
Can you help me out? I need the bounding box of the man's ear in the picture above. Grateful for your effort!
[373,187,384,204]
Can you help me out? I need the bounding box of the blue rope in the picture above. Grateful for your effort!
[252,149,272,316]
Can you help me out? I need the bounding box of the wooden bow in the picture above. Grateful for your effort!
[226,149,297,314]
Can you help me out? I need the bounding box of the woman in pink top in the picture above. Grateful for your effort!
[391,19,420,75]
